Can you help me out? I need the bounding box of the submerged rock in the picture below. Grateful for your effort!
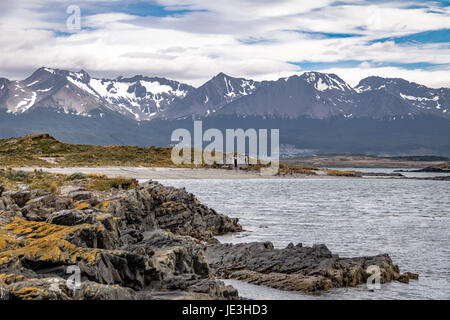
[205,242,419,293]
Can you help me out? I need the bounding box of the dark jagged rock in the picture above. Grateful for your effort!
[0,195,23,226]
[22,194,72,221]
[413,162,450,172]
[144,181,242,239]
[46,209,96,226]
[120,229,144,246]
[6,277,138,300]
[361,172,404,177]
[69,191,94,202]
[5,190,31,207]
[205,242,418,293]
[0,181,243,300]
[124,230,211,291]
[0,179,417,300]
[137,279,240,300]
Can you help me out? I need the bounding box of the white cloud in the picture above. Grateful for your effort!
[0,0,448,88]
[358,61,373,69]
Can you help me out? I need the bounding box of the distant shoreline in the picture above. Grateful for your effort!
[281,154,448,169]
[15,166,362,180]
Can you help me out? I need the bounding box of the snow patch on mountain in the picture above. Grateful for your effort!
[400,93,439,102]
[140,81,172,95]
[304,72,353,92]
[67,76,98,97]
[43,68,55,74]
[15,91,36,113]
[27,80,39,87]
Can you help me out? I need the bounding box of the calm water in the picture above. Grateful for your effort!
[158,178,450,300]
[330,167,450,179]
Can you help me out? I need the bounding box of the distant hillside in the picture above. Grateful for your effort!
[0,133,176,167]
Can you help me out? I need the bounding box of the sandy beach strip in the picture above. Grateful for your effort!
[13,166,348,180]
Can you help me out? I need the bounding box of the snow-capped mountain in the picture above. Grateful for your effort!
[89,75,194,120]
[0,67,448,121]
[0,67,194,120]
[213,72,450,120]
[214,72,358,119]
[13,68,104,116]
[354,76,449,118]
[161,72,260,119]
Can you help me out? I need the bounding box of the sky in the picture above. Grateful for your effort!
[0,0,449,88]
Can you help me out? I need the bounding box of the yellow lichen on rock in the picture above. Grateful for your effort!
[95,214,111,220]
[74,203,90,210]
[100,201,110,212]
[11,286,43,300]
[0,229,20,251]
[8,278,72,300]
[6,219,73,240]
[1,218,101,266]
[162,201,186,210]
[0,273,25,285]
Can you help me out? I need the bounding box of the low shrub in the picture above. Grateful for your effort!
[88,177,137,191]
[68,172,88,180]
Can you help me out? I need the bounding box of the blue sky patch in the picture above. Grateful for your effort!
[293,31,362,39]
[371,29,450,44]
[289,60,363,70]
[80,1,203,18]
[289,60,448,71]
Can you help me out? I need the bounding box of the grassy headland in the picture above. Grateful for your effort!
[0,133,180,167]
[1,133,371,179]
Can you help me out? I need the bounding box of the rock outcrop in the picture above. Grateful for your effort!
[413,162,450,173]
[0,179,417,300]
[205,242,418,293]
[0,181,241,300]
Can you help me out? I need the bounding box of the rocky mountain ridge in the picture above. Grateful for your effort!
[1,68,448,121]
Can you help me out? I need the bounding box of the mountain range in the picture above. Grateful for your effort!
[1,67,448,120]
[0,67,449,155]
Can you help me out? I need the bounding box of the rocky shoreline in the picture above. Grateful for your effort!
[0,180,418,300]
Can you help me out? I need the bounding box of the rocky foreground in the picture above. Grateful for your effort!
[0,181,417,300]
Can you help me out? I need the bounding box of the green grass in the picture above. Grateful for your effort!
[88,177,138,191]
[277,163,318,175]
[0,168,137,192]
[0,133,182,167]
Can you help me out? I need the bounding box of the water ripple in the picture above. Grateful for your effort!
[159,178,450,300]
